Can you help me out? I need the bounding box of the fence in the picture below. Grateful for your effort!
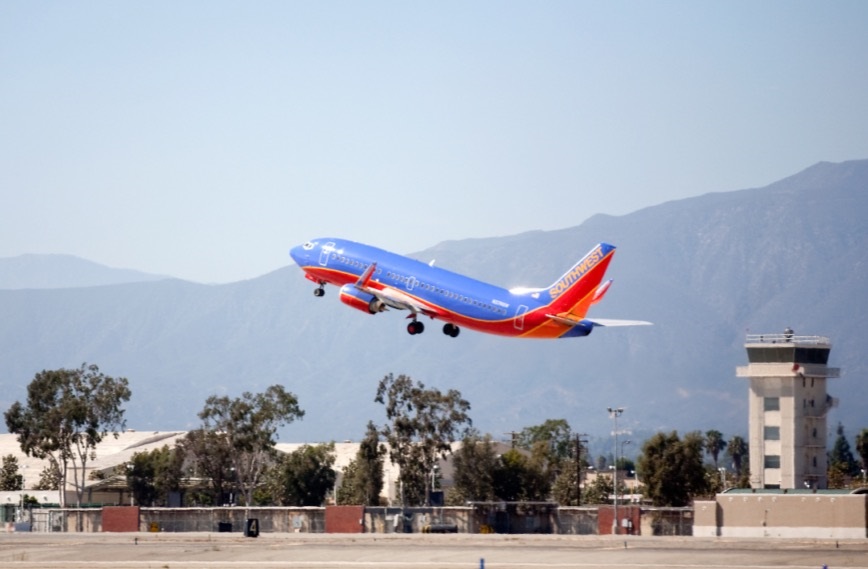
[554,507,599,535]
[12,505,695,535]
[643,507,693,536]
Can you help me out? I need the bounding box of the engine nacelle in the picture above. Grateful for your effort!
[339,284,387,314]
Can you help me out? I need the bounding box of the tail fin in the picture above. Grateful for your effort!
[542,243,616,317]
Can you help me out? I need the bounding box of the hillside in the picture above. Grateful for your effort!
[1,160,866,450]
[0,254,168,289]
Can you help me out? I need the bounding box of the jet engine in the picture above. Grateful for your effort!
[339,284,387,314]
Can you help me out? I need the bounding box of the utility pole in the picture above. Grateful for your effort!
[607,407,624,535]
[505,431,519,449]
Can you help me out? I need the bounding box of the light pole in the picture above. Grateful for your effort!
[607,407,624,534]
[718,467,727,492]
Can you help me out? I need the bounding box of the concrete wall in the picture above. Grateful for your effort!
[26,498,865,538]
[554,507,598,535]
[699,493,867,539]
[693,500,719,537]
[364,507,473,533]
[139,507,325,533]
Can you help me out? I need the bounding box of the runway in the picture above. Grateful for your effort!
[1,532,866,569]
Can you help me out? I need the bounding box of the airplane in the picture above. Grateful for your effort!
[289,238,651,339]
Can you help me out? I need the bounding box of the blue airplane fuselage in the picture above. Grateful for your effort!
[289,237,639,339]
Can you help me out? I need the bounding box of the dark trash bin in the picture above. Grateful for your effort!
[245,518,259,538]
[218,522,232,533]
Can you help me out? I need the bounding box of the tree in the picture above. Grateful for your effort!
[449,429,498,504]
[375,373,472,506]
[126,445,184,507]
[177,429,235,506]
[516,419,574,497]
[637,431,708,507]
[856,428,868,481]
[551,435,589,506]
[33,461,61,491]
[551,457,580,505]
[828,423,859,487]
[197,385,304,507]
[1,454,24,491]
[491,448,550,501]
[725,435,748,477]
[337,422,386,506]
[266,443,336,506]
[4,363,131,508]
[704,430,727,469]
[517,419,573,463]
[582,471,615,505]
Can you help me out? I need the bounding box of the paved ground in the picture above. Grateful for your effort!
[1,532,866,569]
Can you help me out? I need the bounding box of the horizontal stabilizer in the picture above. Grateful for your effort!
[585,318,652,327]
[546,314,652,328]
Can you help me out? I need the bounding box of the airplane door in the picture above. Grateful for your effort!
[319,242,335,267]
[514,305,528,330]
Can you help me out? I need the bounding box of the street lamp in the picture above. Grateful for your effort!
[718,467,727,492]
[607,407,624,534]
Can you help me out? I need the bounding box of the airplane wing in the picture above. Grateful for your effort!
[365,286,443,318]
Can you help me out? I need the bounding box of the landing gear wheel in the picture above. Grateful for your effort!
[407,321,425,335]
[443,323,460,338]
[313,287,325,297]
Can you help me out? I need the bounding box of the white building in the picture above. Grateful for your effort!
[736,331,839,489]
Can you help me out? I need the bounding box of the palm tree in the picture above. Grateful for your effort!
[726,435,748,477]
[705,430,727,469]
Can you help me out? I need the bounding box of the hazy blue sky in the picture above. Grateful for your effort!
[2,1,867,283]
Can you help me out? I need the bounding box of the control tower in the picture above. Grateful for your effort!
[736,330,839,489]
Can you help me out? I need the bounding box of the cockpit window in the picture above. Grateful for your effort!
[302,241,315,250]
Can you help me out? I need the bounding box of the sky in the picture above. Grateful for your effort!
[2,1,867,284]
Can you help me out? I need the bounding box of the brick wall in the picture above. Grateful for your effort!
[325,506,365,533]
[102,506,140,532]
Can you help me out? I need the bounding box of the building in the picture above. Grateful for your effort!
[736,330,839,489]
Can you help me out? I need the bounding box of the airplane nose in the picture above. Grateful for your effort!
[289,245,305,265]
[289,241,315,265]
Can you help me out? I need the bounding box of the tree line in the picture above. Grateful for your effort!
[3,364,868,508]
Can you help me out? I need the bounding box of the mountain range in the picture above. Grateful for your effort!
[1,160,866,455]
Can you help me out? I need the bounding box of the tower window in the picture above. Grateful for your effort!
[764,426,780,440]
[764,455,781,468]
[764,397,780,411]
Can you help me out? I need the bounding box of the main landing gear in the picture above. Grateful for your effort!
[443,323,460,338]
[406,319,461,337]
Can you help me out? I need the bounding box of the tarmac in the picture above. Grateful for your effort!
[2,532,867,569]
